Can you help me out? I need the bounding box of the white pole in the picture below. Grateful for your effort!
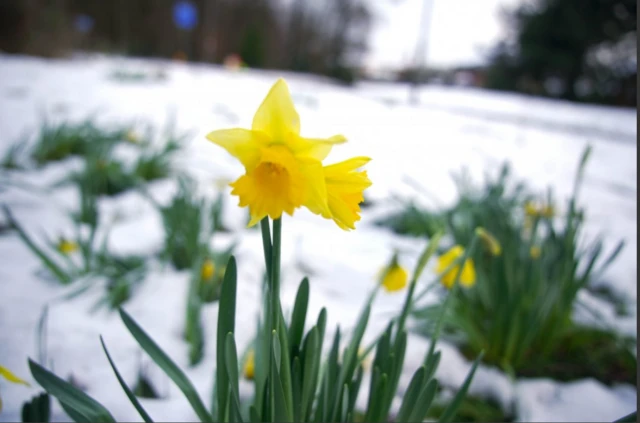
[410,0,435,105]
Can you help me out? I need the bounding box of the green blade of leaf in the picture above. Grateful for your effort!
[60,400,91,423]
[224,332,243,423]
[301,327,319,422]
[438,351,485,423]
[408,379,437,423]
[100,336,154,423]
[288,277,310,355]
[3,206,72,284]
[28,359,115,423]
[396,366,425,422]
[216,256,238,421]
[271,333,291,423]
[118,309,212,422]
[614,411,637,423]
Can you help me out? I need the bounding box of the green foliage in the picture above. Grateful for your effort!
[157,178,224,271]
[21,392,51,423]
[486,0,636,105]
[239,25,265,68]
[30,118,129,166]
[381,147,632,379]
[1,139,29,170]
[426,395,514,423]
[27,231,481,423]
[4,203,147,310]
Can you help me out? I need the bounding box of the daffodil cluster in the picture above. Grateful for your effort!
[206,79,371,230]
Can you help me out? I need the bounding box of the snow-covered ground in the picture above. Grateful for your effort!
[0,55,636,422]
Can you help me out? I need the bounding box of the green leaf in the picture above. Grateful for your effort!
[330,305,370,421]
[301,328,319,422]
[249,406,260,423]
[118,309,212,422]
[438,351,484,423]
[396,367,425,422]
[424,350,441,381]
[408,379,437,422]
[21,392,50,423]
[28,359,115,423]
[291,357,302,423]
[224,333,243,423]
[217,256,238,421]
[271,334,291,422]
[288,278,309,355]
[3,206,72,284]
[614,411,637,423]
[60,400,91,423]
[100,336,154,423]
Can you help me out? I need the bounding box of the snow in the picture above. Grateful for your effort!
[0,54,636,422]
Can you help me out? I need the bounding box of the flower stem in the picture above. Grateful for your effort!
[260,218,272,282]
[270,218,282,334]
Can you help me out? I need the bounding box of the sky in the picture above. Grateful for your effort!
[365,0,524,70]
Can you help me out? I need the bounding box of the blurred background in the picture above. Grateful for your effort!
[0,1,637,422]
[0,0,636,106]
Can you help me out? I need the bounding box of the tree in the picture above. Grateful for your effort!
[486,0,636,105]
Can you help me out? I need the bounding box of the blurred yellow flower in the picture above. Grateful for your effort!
[380,255,408,293]
[243,349,255,380]
[437,245,476,289]
[125,130,140,144]
[358,347,372,371]
[0,365,29,386]
[201,259,215,281]
[476,227,502,256]
[206,78,370,230]
[530,246,541,259]
[0,365,29,413]
[57,238,78,255]
[524,201,555,219]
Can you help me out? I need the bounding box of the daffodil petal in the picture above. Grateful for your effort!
[252,79,300,141]
[322,157,371,230]
[206,128,266,171]
[291,134,347,161]
[0,366,29,386]
[299,159,331,218]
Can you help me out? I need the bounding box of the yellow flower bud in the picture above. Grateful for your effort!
[475,227,502,256]
[243,349,255,380]
[530,246,541,259]
[57,238,78,255]
[380,254,408,293]
[201,259,215,281]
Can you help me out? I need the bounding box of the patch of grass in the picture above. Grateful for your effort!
[1,139,29,170]
[508,326,636,386]
[30,118,130,166]
[426,395,514,423]
[391,147,633,384]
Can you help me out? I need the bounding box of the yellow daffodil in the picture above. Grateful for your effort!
[206,78,370,230]
[201,259,215,281]
[380,254,408,293]
[57,238,78,255]
[475,227,502,256]
[437,245,476,289]
[530,246,541,259]
[243,349,255,380]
